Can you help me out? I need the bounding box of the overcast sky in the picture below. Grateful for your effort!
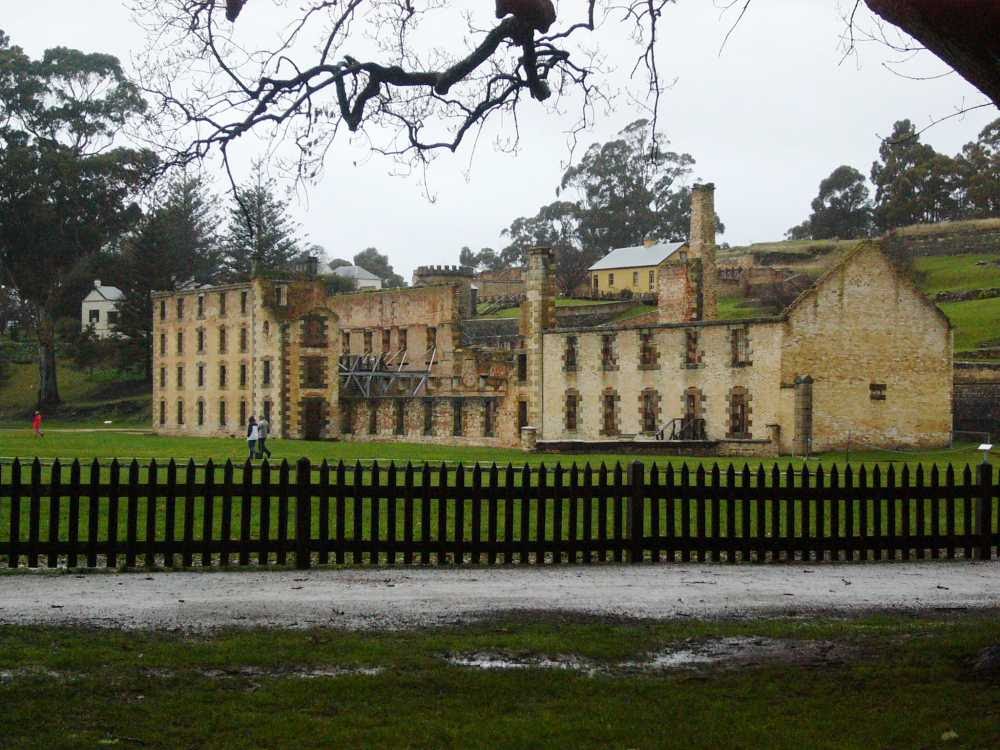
[5,1,997,282]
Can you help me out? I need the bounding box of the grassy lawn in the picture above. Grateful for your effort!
[0,430,986,472]
[937,297,1000,353]
[915,253,1000,296]
[1,612,998,748]
[717,294,772,320]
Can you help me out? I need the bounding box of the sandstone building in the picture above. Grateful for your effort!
[152,184,953,455]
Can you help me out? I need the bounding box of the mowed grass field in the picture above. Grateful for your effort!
[2,613,999,749]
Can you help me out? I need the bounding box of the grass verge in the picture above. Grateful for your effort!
[1,612,998,748]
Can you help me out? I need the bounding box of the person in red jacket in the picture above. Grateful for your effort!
[32,411,43,438]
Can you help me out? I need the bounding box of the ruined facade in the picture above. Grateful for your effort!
[152,184,953,455]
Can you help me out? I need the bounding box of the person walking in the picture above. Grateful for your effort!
[256,415,272,460]
[246,416,259,460]
[32,410,43,438]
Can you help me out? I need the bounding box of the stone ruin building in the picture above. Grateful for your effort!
[151,184,953,456]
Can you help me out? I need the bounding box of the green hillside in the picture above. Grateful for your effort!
[0,361,150,426]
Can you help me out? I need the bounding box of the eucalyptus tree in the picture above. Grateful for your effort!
[0,32,155,405]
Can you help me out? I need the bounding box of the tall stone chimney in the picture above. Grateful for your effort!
[688,183,717,320]
[519,247,555,441]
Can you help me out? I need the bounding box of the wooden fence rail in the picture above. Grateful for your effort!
[0,458,995,569]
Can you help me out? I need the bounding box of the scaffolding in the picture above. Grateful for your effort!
[339,347,437,398]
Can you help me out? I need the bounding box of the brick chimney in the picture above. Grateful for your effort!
[688,183,717,320]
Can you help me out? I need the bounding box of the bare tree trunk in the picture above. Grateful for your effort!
[36,309,61,407]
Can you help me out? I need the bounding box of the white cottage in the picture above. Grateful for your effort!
[81,280,124,338]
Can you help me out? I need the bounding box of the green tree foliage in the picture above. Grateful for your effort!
[223,161,301,279]
[115,175,223,380]
[956,118,1000,219]
[499,119,720,294]
[353,247,406,288]
[871,119,962,230]
[0,33,155,406]
[559,119,722,250]
[786,165,873,240]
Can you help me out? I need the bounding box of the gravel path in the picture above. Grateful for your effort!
[1,562,997,631]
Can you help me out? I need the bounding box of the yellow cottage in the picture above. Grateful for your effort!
[588,239,686,296]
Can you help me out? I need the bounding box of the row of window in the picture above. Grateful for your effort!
[341,327,436,355]
[342,398,497,438]
[592,269,658,290]
[159,398,272,427]
[159,361,273,389]
[565,387,751,439]
[160,290,251,322]
[87,309,118,326]
[159,326,252,356]
[560,326,751,373]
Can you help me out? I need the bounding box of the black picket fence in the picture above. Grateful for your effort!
[0,458,996,569]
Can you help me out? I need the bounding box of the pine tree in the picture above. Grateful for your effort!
[223,162,301,278]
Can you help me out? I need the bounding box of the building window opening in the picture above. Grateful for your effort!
[304,357,324,389]
[602,392,618,436]
[601,334,616,371]
[303,317,325,347]
[197,399,205,427]
[240,290,248,315]
[342,330,351,354]
[518,400,528,431]
[382,329,392,353]
[870,383,887,401]
[176,298,184,320]
[731,326,751,367]
[427,326,437,353]
[263,399,272,423]
[368,402,378,435]
[452,399,464,436]
[608,273,615,287]
[565,392,579,432]
[176,331,184,355]
[685,329,700,367]
[632,271,639,286]
[159,300,166,321]
[240,327,249,352]
[219,327,227,354]
[176,366,184,388]
[423,400,434,436]
[219,292,227,317]
[363,330,373,355]
[197,364,205,388]
[275,285,287,307]
[262,360,272,386]
[159,367,166,388]
[159,400,166,426]
[484,399,496,438]
[639,331,657,368]
[239,363,247,388]
[196,328,205,353]
[197,295,205,318]
[88,309,100,324]
[239,400,247,427]
[219,400,227,427]
[341,401,354,434]
[177,400,185,426]
[564,336,578,371]
[399,329,408,352]
[729,387,750,439]
[394,400,406,435]
[517,352,528,382]
[641,389,659,434]
[219,365,227,388]
[648,270,655,289]
[160,333,166,356]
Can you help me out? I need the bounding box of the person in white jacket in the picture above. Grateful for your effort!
[247,417,259,460]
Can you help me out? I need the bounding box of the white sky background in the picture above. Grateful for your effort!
[4,0,998,282]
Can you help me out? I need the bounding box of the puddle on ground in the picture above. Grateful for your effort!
[448,637,851,675]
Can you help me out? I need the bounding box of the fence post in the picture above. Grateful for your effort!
[979,462,993,561]
[296,458,312,570]
[629,461,644,564]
